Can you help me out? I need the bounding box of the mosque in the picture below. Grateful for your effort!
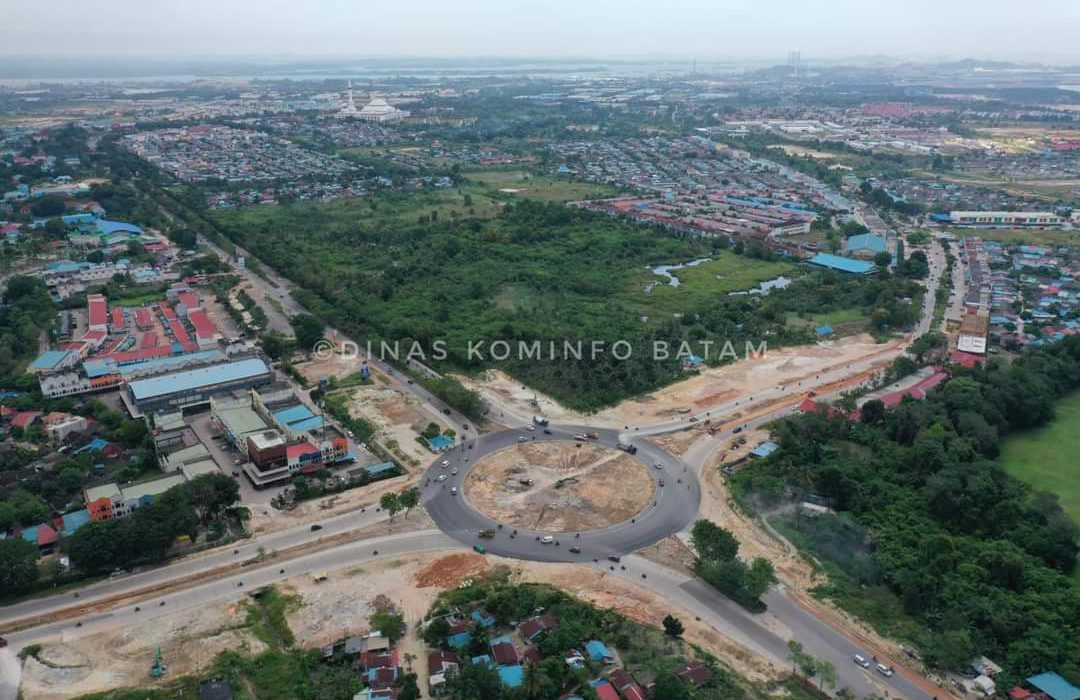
[338,81,409,123]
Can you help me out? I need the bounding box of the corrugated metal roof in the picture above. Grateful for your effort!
[128,358,269,401]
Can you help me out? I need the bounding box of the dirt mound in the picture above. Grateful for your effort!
[464,442,655,533]
[414,553,489,588]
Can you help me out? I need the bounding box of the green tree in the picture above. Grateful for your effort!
[691,519,740,562]
[292,314,325,351]
[873,251,893,268]
[369,609,406,644]
[30,196,65,217]
[742,557,777,601]
[185,473,240,525]
[662,614,684,638]
[652,671,691,700]
[380,492,402,521]
[0,537,40,596]
[398,488,419,518]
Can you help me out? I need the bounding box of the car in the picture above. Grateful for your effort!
[607,555,621,563]
[441,460,450,467]
[654,462,663,469]
[875,664,893,677]
[525,425,535,431]
[542,428,552,435]
[442,408,451,415]
[310,524,323,531]
[853,655,870,668]
[473,544,487,554]
[689,416,698,422]
[346,430,354,438]
[540,535,555,544]
[569,546,581,553]
[0,636,6,648]
[732,426,743,434]
[436,474,448,481]
[232,470,240,477]
[450,487,458,495]
[518,436,529,443]
[450,468,458,475]
[658,478,665,487]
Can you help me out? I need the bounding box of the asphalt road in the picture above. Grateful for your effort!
[1,501,392,627]
[422,425,700,562]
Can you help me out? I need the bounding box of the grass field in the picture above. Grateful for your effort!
[948,228,1080,247]
[999,389,1080,525]
[617,254,799,318]
[463,169,616,203]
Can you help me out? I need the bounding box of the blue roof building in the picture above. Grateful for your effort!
[585,639,613,663]
[845,234,887,256]
[808,253,876,275]
[498,665,524,687]
[61,509,91,536]
[471,654,495,667]
[427,434,454,451]
[750,442,779,459]
[30,349,75,373]
[447,631,471,648]
[471,608,497,628]
[1026,673,1080,700]
[95,220,144,236]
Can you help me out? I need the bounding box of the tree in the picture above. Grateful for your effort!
[292,314,325,351]
[817,659,838,691]
[860,399,886,426]
[742,557,777,601]
[652,671,691,700]
[185,473,239,525]
[691,520,740,562]
[0,537,40,596]
[380,492,402,521]
[369,609,406,644]
[398,488,419,518]
[396,672,421,700]
[873,251,893,268]
[662,614,684,638]
[30,196,65,217]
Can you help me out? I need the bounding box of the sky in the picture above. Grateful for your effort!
[3,0,1079,64]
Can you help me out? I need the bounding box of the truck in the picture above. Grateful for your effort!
[617,442,637,454]
[478,529,496,539]
[585,431,599,440]
[533,416,550,426]
[573,434,588,441]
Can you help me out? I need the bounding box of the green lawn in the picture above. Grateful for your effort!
[999,390,1080,525]
[947,228,1080,247]
[618,254,799,318]
[463,169,616,203]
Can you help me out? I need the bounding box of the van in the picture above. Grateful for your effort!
[876,664,894,677]
[853,654,870,668]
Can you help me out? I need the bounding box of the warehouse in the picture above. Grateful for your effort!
[125,357,273,414]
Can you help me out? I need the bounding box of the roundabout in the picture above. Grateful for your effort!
[421,424,700,563]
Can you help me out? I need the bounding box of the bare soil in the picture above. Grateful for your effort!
[464,442,655,532]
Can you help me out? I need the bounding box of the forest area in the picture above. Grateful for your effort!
[215,199,923,411]
[733,335,1080,687]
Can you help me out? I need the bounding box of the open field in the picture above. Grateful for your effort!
[464,441,655,532]
[947,227,1080,247]
[618,254,800,318]
[999,389,1080,524]
[462,169,616,203]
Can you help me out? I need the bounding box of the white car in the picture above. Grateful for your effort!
[436,474,448,482]
[853,655,870,669]
[441,460,450,467]
[876,664,894,678]
[540,535,554,544]
[525,425,535,431]
[654,462,663,469]
[451,468,458,475]
[450,487,458,495]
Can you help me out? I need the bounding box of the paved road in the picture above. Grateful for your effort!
[1,502,392,627]
[422,424,700,562]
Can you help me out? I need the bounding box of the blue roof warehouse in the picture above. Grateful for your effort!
[125,357,273,414]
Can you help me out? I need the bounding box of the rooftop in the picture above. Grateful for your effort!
[808,252,876,275]
[128,358,270,401]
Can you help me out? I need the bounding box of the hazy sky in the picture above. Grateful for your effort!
[3,0,1079,63]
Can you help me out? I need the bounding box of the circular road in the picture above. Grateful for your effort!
[421,424,700,563]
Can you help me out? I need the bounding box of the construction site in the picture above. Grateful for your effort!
[464,442,656,532]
